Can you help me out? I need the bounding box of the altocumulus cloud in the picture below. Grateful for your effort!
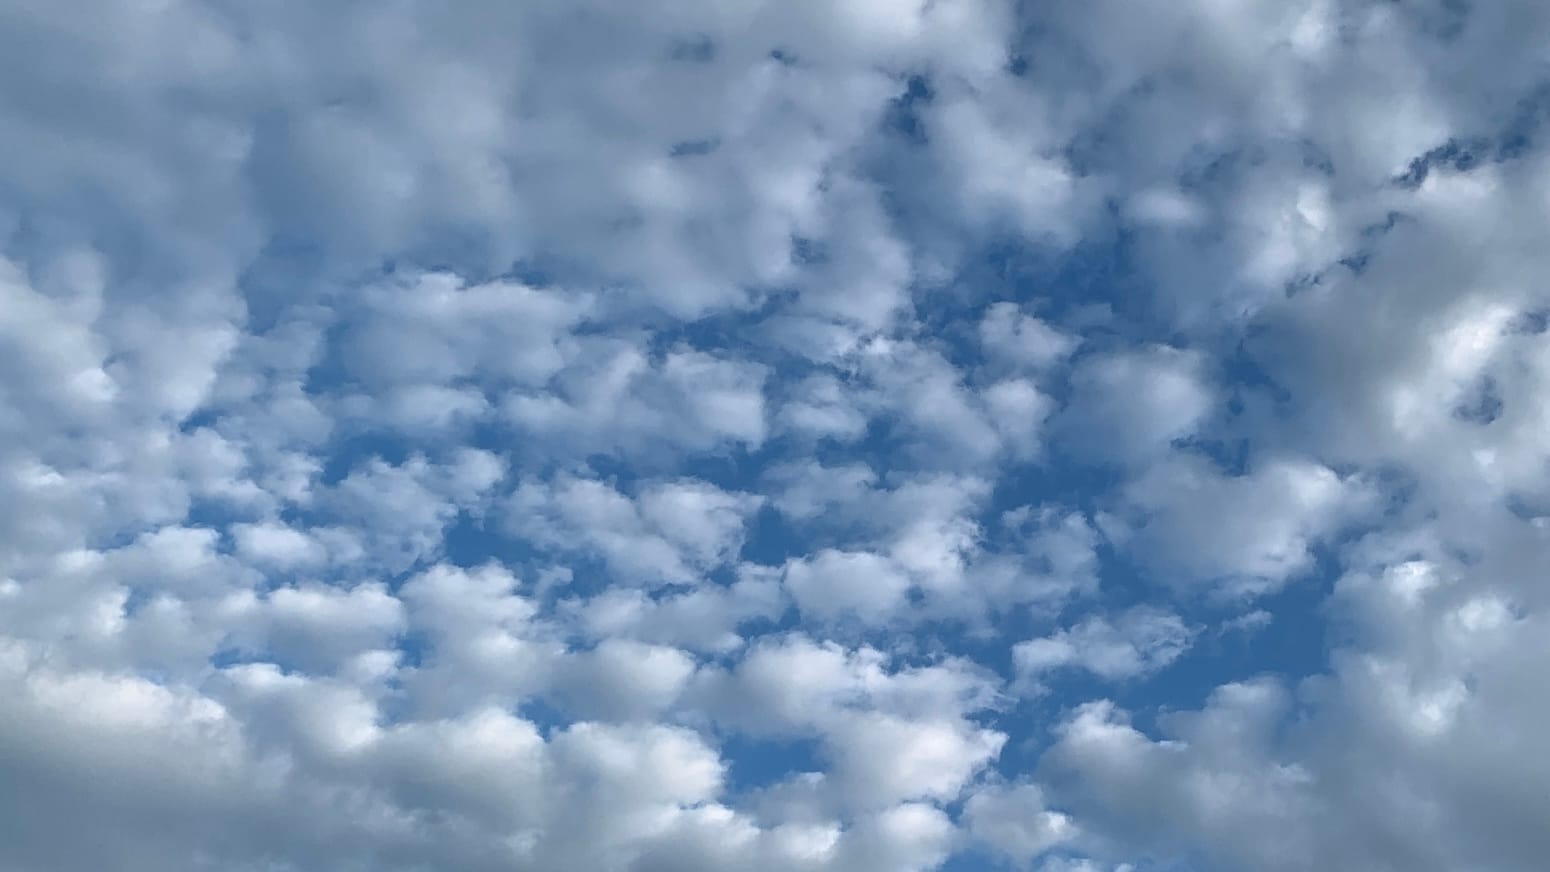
[2,1,1549,870]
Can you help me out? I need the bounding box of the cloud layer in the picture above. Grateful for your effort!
[2,1,1548,870]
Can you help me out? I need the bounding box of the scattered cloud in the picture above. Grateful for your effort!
[2,1,1547,870]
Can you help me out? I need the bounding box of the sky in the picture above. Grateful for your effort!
[1,1,1548,870]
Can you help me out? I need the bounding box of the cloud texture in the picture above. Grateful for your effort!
[2,1,1548,870]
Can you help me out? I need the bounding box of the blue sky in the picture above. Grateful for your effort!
[2,2,1549,870]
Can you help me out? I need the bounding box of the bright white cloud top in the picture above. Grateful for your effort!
[1,2,1546,870]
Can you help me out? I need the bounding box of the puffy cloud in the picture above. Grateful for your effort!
[923,76,1095,245]
[766,461,881,522]
[769,469,1093,625]
[824,711,1005,809]
[1037,683,1320,869]
[394,563,561,716]
[560,569,786,654]
[694,634,1004,811]
[784,548,914,625]
[1101,454,1373,598]
[964,783,1078,862]
[1027,531,1550,871]
[857,337,1056,467]
[550,638,698,722]
[229,521,328,569]
[227,581,406,676]
[505,341,770,461]
[508,475,761,587]
[979,303,1082,374]
[776,374,873,444]
[318,449,507,574]
[1014,607,1195,691]
[4,0,1550,870]
[1055,345,1213,466]
[339,271,590,393]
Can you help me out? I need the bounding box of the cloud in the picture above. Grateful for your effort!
[319,449,507,574]
[1101,454,1373,598]
[979,303,1082,374]
[4,0,1550,870]
[505,341,770,461]
[964,783,1078,862]
[1014,607,1196,691]
[1055,345,1213,466]
[692,634,1004,811]
[507,475,762,587]
[559,567,785,654]
[550,638,698,722]
[784,548,915,625]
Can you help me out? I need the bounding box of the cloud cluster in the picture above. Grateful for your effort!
[3,0,1549,870]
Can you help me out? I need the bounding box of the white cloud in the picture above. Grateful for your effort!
[561,569,786,654]
[321,449,506,574]
[1056,346,1213,466]
[1037,684,1318,869]
[4,0,1550,870]
[766,461,880,522]
[552,639,698,722]
[925,77,1093,244]
[395,563,561,716]
[858,338,1044,466]
[231,582,406,676]
[508,475,761,587]
[230,521,327,569]
[692,634,1004,812]
[979,302,1081,374]
[1103,454,1372,597]
[1014,607,1195,691]
[341,271,590,393]
[784,548,914,624]
[776,374,873,443]
[964,783,1078,862]
[505,341,769,460]
[825,711,1005,809]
